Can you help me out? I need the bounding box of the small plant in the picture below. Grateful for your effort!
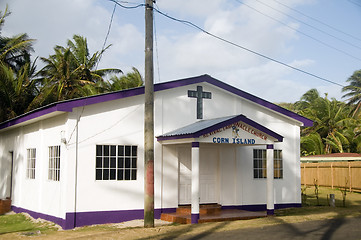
[340,178,348,207]
[301,185,308,205]
[314,179,320,205]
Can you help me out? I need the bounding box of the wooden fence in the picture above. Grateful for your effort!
[301,162,361,192]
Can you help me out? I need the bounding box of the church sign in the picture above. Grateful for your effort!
[200,121,273,145]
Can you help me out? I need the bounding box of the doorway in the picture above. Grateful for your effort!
[178,147,218,204]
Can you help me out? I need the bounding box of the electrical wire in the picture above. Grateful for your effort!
[253,0,361,51]
[348,0,361,8]
[235,0,361,62]
[152,6,344,87]
[272,0,361,43]
[96,2,117,70]
[107,0,145,9]
[108,0,345,87]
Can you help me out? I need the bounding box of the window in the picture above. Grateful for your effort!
[253,149,267,179]
[26,148,36,179]
[96,145,137,181]
[48,146,60,181]
[274,150,283,179]
[253,149,283,179]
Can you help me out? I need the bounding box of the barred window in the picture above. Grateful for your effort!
[96,145,137,181]
[253,149,283,179]
[274,150,283,179]
[253,149,267,179]
[48,146,60,181]
[26,148,36,179]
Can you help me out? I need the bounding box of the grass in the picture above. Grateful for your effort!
[0,213,59,237]
[1,186,361,239]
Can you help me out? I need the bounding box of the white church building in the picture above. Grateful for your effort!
[0,75,312,229]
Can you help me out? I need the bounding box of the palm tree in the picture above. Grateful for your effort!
[342,70,361,117]
[0,60,38,122]
[66,35,121,83]
[107,67,143,91]
[1,6,35,72]
[301,133,324,156]
[37,35,122,103]
[297,90,353,154]
[79,67,144,96]
[0,6,37,121]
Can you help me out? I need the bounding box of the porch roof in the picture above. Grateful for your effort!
[156,114,283,142]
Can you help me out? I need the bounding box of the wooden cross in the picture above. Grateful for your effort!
[188,86,212,119]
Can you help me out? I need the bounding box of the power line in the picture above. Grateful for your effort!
[107,0,145,9]
[272,0,361,43]
[348,0,361,8]
[97,2,117,70]
[109,0,344,87]
[254,0,361,51]
[236,0,361,62]
[152,6,344,87]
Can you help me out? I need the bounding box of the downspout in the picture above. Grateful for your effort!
[9,151,14,200]
[73,116,80,228]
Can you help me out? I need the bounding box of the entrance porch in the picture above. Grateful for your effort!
[161,204,267,224]
[157,115,284,224]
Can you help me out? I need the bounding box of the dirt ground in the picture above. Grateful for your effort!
[2,214,361,240]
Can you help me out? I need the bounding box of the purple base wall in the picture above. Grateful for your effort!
[221,203,302,211]
[12,206,66,228]
[12,205,177,230]
[12,203,300,230]
[191,213,200,224]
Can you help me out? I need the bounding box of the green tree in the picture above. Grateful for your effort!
[36,35,122,104]
[0,6,37,122]
[0,59,38,122]
[296,90,354,154]
[0,6,34,71]
[342,70,361,117]
[79,67,144,96]
[107,67,143,91]
[66,35,121,83]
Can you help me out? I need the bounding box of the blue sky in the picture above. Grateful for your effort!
[1,0,361,103]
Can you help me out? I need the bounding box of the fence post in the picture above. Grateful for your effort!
[349,162,352,192]
[303,164,306,185]
[331,163,334,189]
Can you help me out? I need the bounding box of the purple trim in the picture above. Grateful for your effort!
[192,142,200,148]
[12,206,66,229]
[157,114,283,142]
[221,203,301,212]
[65,212,76,230]
[12,204,301,229]
[202,76,313,127]
[155,208,177,219]
[12,206,177,229]
[267,209,275,215]
[72,209,144,228]
[267,144,274,149]
[191,213,199,224]
[0,105,72,130]
[0,74,312,131]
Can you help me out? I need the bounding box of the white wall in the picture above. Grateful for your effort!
[0,80,302,217]
[0,114,67,219]
[157,82,302,207]
[70,95,145,212]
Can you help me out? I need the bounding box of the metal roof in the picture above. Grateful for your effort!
[159,115,236,137]
[156,114,283,142]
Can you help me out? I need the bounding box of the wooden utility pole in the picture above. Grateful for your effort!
[144,0,154,228]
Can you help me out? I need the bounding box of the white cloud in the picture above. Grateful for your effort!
[1,0,345,104]
[1,0,143,71]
